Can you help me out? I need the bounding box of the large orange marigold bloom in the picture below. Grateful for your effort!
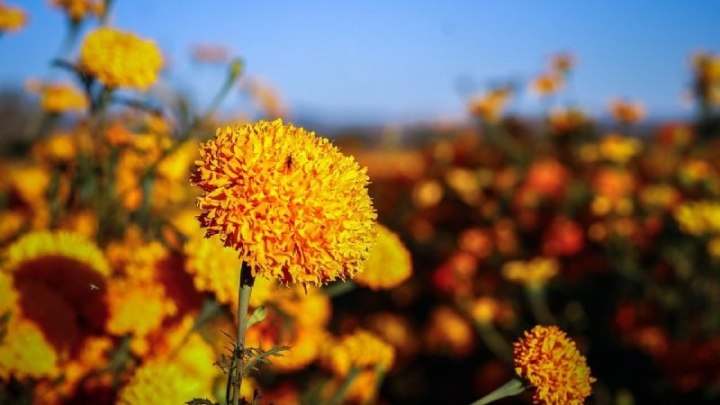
[79,27,163,90]
[514,325,595,405]
[191,119,377,288]
[354,223,412,290]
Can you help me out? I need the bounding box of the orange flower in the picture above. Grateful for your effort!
[323,330,395,376]
[502,257,559,288]
[191,119,377,288]
[0,2,27,33]
[354,223,412,290]
[547,107,586,135]
[468,88,512,122]
[549,53,575,74]
[531,73,563,97]
[423,306,474,357]
[608,98,646,124]
[40,82,88,114]
[50,0,104,22]
[513,325,595,405]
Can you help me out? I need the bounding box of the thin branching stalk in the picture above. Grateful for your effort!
[232,262,255,405]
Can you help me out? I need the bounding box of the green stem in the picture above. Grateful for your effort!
[526,285,556,326]
[322,280,356,297]
[328,367,361,405]
[469,378,526,405]
[474,321,513,365]
[232,263,255,405]
[193,59,243,134]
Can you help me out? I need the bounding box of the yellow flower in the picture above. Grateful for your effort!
[531,72,563,97]
[423,306,474,357]
[50,0,104,22]
[323,330,395,376]
[3,230,110,277]
[183,229,275,310]
[0,210,25,246]
[2,231,110,358]
[468,88,511,122]
[0,317,59,380]
[79,27,163,90]
[674,201,720,235]
[547,107,586,135]
[8,164,51,207]
[116,361,208,405]
[354,223,412,290]
[105,278,174,338]
[191,119,377,288]
[502,257,559,288]
[513,325,595,405]
[598,133,642,165]
[0,2,27,33]
[40,82,88,114]
[470,296,500,324]
[608,98,646,125]
[34,131,79,164]
[247,323,321,373]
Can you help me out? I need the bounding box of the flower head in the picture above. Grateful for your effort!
[502,257,559,288]
[2,231,110,358]
[79,27,163,90]
[323,330,395,376]
[50,0,104,23]
[191,119,377,288]
[0,2,28,33]
[40,82,88,114]
[513,325,595,405]
[354,223,412,290]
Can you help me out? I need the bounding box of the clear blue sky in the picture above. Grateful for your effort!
[1,0,719,124]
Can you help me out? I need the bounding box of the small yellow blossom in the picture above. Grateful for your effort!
[116,362,208,405]
[598,133,642,164]
[79,27,163,90]
[513,325,595,405]
[50,0,104,22]
[40,82,88,114]
[354,223,413,290]
[674,201,720,236]
[468,88,512,122]
[0,317,59,380]
[0,2,28,33]
[323,330,395,376]
[502,257,559,288]
[531,72,563,97]
[191,119,377,288]
[608,98,646,125]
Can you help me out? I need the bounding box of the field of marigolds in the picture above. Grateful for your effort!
[2,2,720,405]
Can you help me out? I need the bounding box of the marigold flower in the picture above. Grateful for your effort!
[468,88,512,122]
[323,330,395,376]
[0,2,27,33]
[513,325,595,405]
[549,53,575,73]
[184,220,279,313]
[502,257,559,288]
[354,223,412,290]
[191,119,377,288]
[547,107,586,135]
[0,317,59,380]
[246,321,321,372]
[40,82,88,114]
[423,306,475,357]
[3,231,110,357]
[531,73,563,97]
[608,98,646,124]
[50,0,104,22]
[674,201,720,236]
[598,133,642,164]
[116,361,208,405]
[79,27,163,90]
